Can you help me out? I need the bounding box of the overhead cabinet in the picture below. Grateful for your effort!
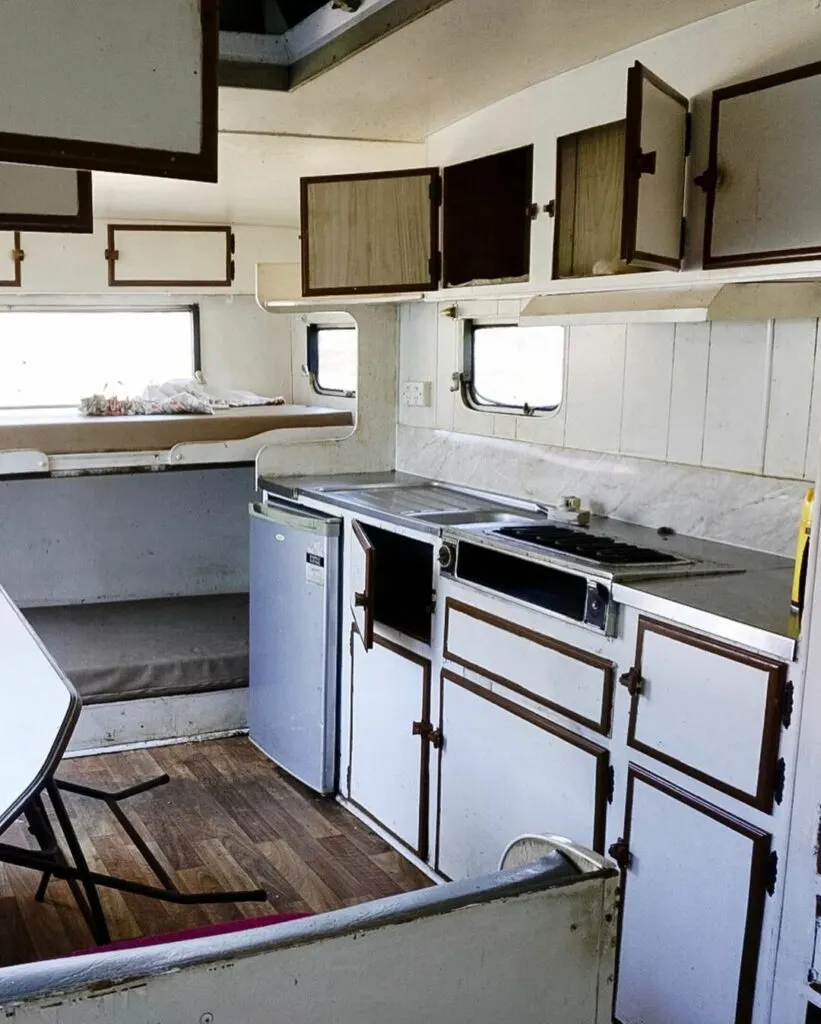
[552,62,689,278]
[700,60,821,268]
[300,145,535,295]
[106,225,234,288]
[0,232,22,287]
[0,0,218,182]
[0,165,92,233]
[301,169,441,296]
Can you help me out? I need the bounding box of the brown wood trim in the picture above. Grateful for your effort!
[300,167,441,297]
[106,224,233,288]
[702,60,821,269]
[621,61,688,270]
[434,668,445,873]
[0,2,218,183]
[348,632,432,860]
[443,597,614,735]
[351,520,376,652]
[438,668,609,856]
[626,616,786,813]
[0,172,93,234]
[613,765,771,1024]
[0,231,22,287]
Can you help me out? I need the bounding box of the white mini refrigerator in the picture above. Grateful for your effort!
[248,500,342,794]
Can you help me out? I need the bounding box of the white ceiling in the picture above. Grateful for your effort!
[219,0,755,141]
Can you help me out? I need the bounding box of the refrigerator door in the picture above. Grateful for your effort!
[248,501,341,794]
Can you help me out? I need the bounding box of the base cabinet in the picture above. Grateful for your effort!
[614,767,772,1024]
[435,670,608,880]
[349,634,431,858]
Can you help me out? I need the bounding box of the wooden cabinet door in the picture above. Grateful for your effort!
[0,166,92,233]
[442,145,533,287]
[621,62,689,270]
[614,767,772,1024]
[350,521,375,652]
[349,635,431,857]
[0,0,217,182]
[300,168,440,295]
[435,670,608,881]
[0,232,22,287]
[701,60,821,268]
[625,617,785,811]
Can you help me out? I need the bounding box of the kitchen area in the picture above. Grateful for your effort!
[249,467,801,1024]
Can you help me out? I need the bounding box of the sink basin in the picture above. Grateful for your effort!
[408,510,545,526]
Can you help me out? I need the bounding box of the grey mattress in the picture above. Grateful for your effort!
[23,594,249,705]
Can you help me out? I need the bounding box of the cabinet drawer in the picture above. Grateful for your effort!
[626,617,786,811]
[444,599,614,733]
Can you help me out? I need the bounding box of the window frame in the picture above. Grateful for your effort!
[307,323,357,398]
[0,304,201,412]
[461,319,566,416]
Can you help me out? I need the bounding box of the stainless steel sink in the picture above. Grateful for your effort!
[407,510,545,526]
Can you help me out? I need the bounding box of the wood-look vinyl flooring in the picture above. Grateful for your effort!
[0,737,431,966]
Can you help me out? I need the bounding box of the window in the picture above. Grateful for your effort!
[0,307,198,410]
[463,322,564,414]
[307,325,357,397]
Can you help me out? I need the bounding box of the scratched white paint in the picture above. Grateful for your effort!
[0,866,617,1024]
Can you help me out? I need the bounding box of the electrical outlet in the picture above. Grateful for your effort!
[402,381,432,407]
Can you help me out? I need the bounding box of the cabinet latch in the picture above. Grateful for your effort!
[637,149,657,176]
[527,202,540,221]
[543,199,556,218]
[619,666,644,698]
[694,165,718,194]
[412,721,443,749]
[607,838,633,871]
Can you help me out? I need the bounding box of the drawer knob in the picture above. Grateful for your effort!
[619,666,644,698]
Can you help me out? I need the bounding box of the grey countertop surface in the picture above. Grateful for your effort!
[259,471,800,660]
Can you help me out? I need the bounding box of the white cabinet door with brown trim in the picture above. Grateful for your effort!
[349,634,432,859]
[613,766,773,1024]
[0,231,22,287]
[106,225,234,287]
[435,670,608,881]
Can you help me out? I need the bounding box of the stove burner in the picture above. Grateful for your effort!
[494,524,681,566]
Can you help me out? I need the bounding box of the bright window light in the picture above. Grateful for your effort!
[466,323,564,412]
[0,308,197,410]
[308,325,357,396]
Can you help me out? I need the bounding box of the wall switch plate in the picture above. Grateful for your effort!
[402,381,433,407]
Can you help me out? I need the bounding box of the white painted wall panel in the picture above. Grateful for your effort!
[805,331,821,480]
[564,325,626,453]
[764,319,816,479]
[0,0,203,154]
[619,324,674,459]
[399,303,438,429]
[666,322,709,465]
[434,315,459,431]
[702,322,769,473]
[0,468,254,606]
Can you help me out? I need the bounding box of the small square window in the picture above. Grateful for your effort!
[307,325,357,397]
[0,307,199,410]
[463,322,564,414]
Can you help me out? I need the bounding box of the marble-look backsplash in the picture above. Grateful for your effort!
[397,425,807,558]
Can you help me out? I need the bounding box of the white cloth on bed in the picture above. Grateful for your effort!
[80,376,286,417]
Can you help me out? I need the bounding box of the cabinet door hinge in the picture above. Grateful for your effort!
[543,199,556,218]
[684,111,692,158]
[606,765,615,805]
[619,666,644,698]
[428,250,442,283]
[412,721,443,749]
[607,838,632,871]
[781,679,795,729]
[679,216,687,261]
[765,850,778,897]
[229,259,236,282]
[774,757,786,805]
[229,231,236,254]
[429,175,443,206]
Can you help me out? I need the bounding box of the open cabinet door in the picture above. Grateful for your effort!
[621,62,689,270]
[351,521,375,651]
[0,166,92,233]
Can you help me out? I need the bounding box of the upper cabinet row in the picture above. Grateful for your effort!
[299,58,821,296]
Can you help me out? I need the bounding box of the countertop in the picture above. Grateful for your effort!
[259,471,799,661]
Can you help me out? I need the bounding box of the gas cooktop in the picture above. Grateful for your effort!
[493,524,683,568]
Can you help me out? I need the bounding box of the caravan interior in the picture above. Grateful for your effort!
[4,0,821,1022]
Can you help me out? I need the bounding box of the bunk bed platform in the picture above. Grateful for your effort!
[23,594,249,704]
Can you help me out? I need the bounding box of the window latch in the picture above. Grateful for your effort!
[450,371,467,393]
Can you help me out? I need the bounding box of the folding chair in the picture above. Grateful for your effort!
[0,584,267,947]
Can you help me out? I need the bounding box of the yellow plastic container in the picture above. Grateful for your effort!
[792,487,815,611]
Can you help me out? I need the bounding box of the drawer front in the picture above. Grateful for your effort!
[627,617,786,811]
[444,598,614,733]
